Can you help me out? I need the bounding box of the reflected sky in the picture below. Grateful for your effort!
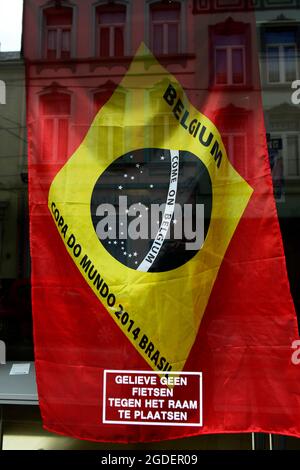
[0,0,23,51]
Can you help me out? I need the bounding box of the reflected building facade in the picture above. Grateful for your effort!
[0,0,299,435]
[0,51,31,359]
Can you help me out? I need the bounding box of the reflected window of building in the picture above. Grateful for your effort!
[213,104,249,176]
[222,133,246,167]
[43,6,73,60]
[265,30,298,84]
[215,40,245,85]
[149,82,177,148]
[93,85,120,114]
[273,133,300,177]
[286,134,300,176]
[267,131,299,196]
[150,1,181,55]
[96,3,126,57]
[267,105,300,179]
[93,84,126,156]
[40,92,71,163]
[210,18,251,87]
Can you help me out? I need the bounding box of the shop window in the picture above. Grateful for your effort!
[96,3,126,57]
[43,6,73,60]
[40,92,71,163]
[150,1,181,55]
[210,18,251,87]
[265,30,298,84]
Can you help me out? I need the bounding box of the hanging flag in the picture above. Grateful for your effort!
[24,0,300,443]
[48,43,253,375]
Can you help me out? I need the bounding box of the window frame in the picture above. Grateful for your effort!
[209,18,252,89]
[92,1,130,58]
[98,13,125,57]
[271,132,300,179]
[39,90,72,164]
[266,42,298,84]
[45,24,72,60]
[260,25,300,86]
[39,2,76,60]
[148,86,173,149]
[91,84,126,156]
[222,131,247,169]
[214,44,246,86]
[146,0,187,56]
[150,2,181,55]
